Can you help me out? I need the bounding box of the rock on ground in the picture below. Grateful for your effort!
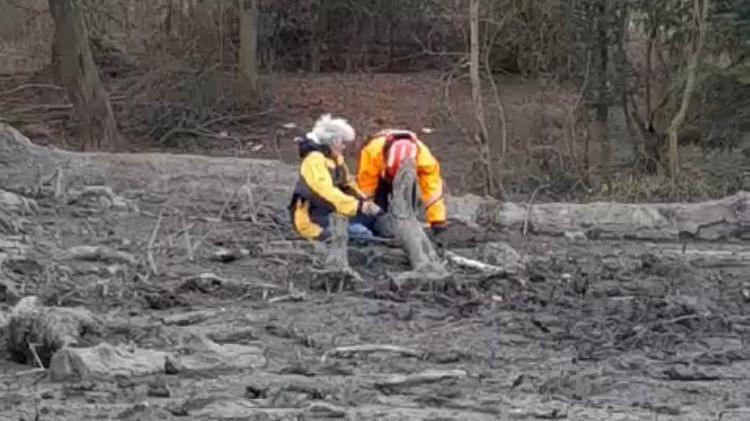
[49,343,172,381]
[49,334,265,381]
[169,333,266,372]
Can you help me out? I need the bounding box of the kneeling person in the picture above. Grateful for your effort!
[289,114,381,240]
[356,129,447,236]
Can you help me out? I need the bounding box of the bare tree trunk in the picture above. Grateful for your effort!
[470,0,496,197]
[310,0,327,72]
[666,0,710,180]
[238,0,259,96]
[615,0,641,168]
[163,0,173,37]
[219,0,224,66]
[645,26,656,124]
[48,0,120,151]
[595,0,611,182]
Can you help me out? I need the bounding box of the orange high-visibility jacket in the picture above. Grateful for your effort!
[356,132,446,224]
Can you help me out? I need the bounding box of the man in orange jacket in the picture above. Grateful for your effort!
[355,129,447,236]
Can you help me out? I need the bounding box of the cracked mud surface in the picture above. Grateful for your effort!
[1,192,749,421]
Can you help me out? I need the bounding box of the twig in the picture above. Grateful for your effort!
[375,369,467,393]
[444,250,506,273]
[28,342,45,369]
[444,251,526,288]
[63,245,137,266]
[0,368,47,380]
[182,216,194,262]
[54,168,64,200]
[147,208,165,275]
[1,83,65,97]
[268,289,307,304]
[321,344,424,363]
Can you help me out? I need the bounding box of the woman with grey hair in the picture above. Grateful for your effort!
[289,114,382,240]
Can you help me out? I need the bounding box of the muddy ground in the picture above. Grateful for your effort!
[1,183,749,421]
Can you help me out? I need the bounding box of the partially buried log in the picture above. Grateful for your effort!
[451,191,750,241]
[2,123,748,242]
[388,159,449,290]
[0,123,294,209]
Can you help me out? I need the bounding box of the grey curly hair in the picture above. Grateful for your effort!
[307,114,356,145]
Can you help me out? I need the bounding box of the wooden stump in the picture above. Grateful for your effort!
[388,160,450,291]
[7,296,103,366]
[309,214,361,292]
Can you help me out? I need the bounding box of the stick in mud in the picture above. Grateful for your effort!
[321,344,424,362]
[375,369,467,393]
[63,245,137,266]
[444,250,527,287]
[146,208,165,275]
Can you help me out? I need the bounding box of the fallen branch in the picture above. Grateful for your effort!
[179,272,281,294]
[444,250,507,273]
[28,342,46,369]
[375,369,468,393]
[321,344,424,363]
[444,250,528,288]
[0,83,65,97]
[63,245,137,266]
[268,287,307,304]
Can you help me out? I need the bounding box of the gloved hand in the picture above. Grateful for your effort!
[430,221,448,236]
[361,201,383,216]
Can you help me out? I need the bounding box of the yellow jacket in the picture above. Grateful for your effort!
[356,132,446,224]
[290,138,366,239]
